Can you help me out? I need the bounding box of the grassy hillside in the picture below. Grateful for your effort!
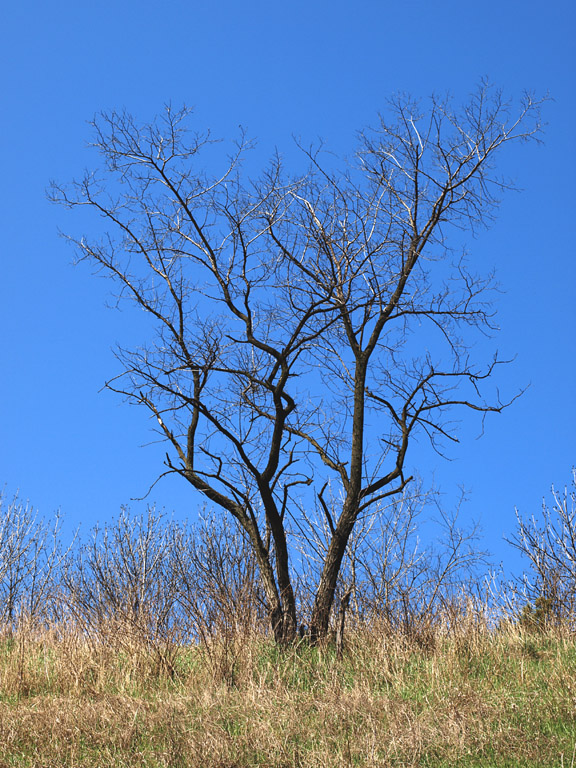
[1,482,575,765]
[0,621,574,767]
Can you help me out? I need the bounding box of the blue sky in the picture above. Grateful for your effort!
[1,0,574,573]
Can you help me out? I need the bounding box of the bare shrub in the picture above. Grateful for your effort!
[170,511,267,685]
[0,491,66,631]
[61,506,182,674]
[58,505,267,682]
[171,511,265,640]
[509,469,576,630]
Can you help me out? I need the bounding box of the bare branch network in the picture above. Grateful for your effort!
[50,82,545,642]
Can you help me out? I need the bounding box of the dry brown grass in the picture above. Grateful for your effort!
[0,617,574,767]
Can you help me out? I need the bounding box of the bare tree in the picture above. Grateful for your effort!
[51,82,544,643]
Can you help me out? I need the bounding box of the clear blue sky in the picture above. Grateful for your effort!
[1,0,574,573]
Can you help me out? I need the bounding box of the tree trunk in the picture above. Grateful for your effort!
[308,527,354,642]
[308,359,367,643]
